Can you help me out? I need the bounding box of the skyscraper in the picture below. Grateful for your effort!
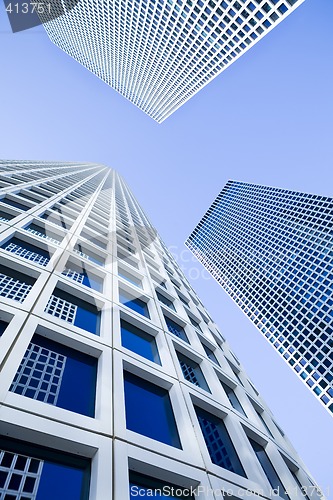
[39,0,304,122]
[186,180,333,416]
[0,162,321,499]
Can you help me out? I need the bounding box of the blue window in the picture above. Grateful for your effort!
[62,263,103,292]
[25,223,60,242]
[45,289,101,335]
[188,315,202,332]
[254,409,274,438]
[129,472,194,499]
[202,343,220,365]
[287,466,310,500]
[121,320,160,364]
[10,334,97,417]
[81,231,107,249]
[0,320,8,336]
[124,371,181,448]
[75,243,104,266]
[220,381,247,416]
[195,406,246,477]
[249,438,288,500]
[40,211,71,230]
[118,267,142,288]
[1,197,29,211]
[117,251,139,269]
[0,265,35,303]
[2,237,50,266]
[119,289,150,318]
[278,3,288,14]
[0,209,15,221]
[177,352,210,392]
[156,291,175,311]
[164,316,189,343]
[0,437,90,500]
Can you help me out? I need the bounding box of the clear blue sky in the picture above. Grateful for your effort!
[1,0,332,494]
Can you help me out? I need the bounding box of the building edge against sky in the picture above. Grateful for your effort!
[0,161,324,499]
[39,0,305,122]
[185,180,333,417]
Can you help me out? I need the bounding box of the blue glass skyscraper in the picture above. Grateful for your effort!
[186,180,333,415]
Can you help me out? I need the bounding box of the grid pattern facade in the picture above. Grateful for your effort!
[186,180,333,415]
[0,274,32,303]
[0,162,322,499]
[39,0,304,122]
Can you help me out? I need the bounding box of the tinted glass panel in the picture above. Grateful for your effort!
[124,371,181,448]
[10,335,97,417]
[164,316,189,343]
[0,437,90,500]
[119,289,150,318]
[220,381,246,416]
[177,352,209,392]
[1,197,29,211]
[156,291,175,310]
[0,320,9,337]
[195,406,246,477]
[121,320,160,364]
[129,471,194,499]
[118,268,142,288]
[249,438,288,500]
[202,344,219,365]
[47,289,100,335]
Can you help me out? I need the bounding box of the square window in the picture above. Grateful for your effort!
[118,266,142,288]
[156,290,176,311]
[129,471,194,499]
[119,289,150,318]
[195,406,246,476]
[164,316,189,343]
[249,438,288,499]
[124,371,181,448]
[220,380,246,416]
[177,352,210,392]
[121,320,160,364]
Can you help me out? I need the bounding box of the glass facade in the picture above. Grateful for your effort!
[186,180,333,415]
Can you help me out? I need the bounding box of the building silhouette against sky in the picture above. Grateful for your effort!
[0,162,322,499]
[186,180,333,416]
[39,0,304,122]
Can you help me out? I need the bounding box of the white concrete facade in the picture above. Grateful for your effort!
[0,161,321,499]
[39,0,304,122]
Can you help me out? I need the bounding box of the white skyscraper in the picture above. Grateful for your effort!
[0,161,322,499]
[39,0,304,122]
